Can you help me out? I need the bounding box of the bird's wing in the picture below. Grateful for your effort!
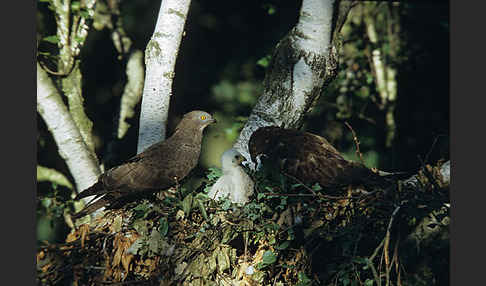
[268,131,353,187]
[99,141,175,191]
[230,168,254,204]
[208,175,232,201]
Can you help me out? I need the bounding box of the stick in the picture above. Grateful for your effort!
[344,121,365,164]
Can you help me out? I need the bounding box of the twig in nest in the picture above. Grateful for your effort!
[384,206,401,286]
[282,171,317,195]
[368,205,401,286]
[344,121,365,164]
[266,193,316,197]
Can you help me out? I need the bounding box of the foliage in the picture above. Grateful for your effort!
[37,159,449,285]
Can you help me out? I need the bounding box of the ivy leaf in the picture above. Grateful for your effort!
[158,218,169,237]
[261,250,277,265]
[206,167,222,181]
[275,240,290,250]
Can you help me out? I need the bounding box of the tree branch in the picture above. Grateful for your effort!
[37,63,101,204]
[118,50,145,139]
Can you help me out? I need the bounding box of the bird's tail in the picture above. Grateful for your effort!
[74,181,105,201]
[71,196,110,220]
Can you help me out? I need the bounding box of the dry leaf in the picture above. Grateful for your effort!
[121,253,133,273]
[80,224,90,247]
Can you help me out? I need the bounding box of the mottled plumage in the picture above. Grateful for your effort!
[208,149,254,204]
[72,110,216,219]
[248,126,384,189]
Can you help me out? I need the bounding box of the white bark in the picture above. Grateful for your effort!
[364,6,398,147]
[118,50,145,139]
[137,0,192,153]
[37,63,101,204]
[234,0,337,162]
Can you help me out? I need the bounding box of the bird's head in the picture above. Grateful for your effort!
[248,126,275,164]
[221,148,245,169]
[178,110,217,131]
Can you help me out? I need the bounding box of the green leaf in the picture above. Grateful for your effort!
[132,203,150,219]
[365,279,374,286]
[312,183,322,191]
[41,198,52,209]
[290,183,302,190]
[261,250,277,265]
[206,167,222,181]
[296,272,312,286]
[275,240,290,250]
[182,194,193,216]
[79,10,91,19]
[158,217,169,237]
[74,35,84,44]
[43,35,59,44]
[366,74,374,84]
[71,1,80,11]
[257,193,266,200]
[221,198,232,211]
[257,55,271,68]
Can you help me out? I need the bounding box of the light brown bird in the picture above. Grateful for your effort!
[248,126,399,189]
[72,110,216,219]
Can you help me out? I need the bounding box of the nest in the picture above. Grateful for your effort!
[37,161,450,286]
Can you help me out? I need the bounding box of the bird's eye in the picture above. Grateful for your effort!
[200,115,207,120]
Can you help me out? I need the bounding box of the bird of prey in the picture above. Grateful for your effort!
[248,126,396,189]
[72,110,216,219]
[207,148,254,205]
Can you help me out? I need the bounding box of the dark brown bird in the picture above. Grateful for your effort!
[248,126,397,189]
[72,110,216,219]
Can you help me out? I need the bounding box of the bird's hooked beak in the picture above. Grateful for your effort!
[236,155,245,166]
[210,115,217,124]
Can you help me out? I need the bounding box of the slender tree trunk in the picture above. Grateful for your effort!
[234,0,353,161]
[37,63,101,202]
[118,50,145,139]
[137,0,192,153]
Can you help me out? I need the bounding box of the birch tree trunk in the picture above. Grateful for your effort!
[37,63,101,203]
[234,0,354,161]
[137,0,192,153]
